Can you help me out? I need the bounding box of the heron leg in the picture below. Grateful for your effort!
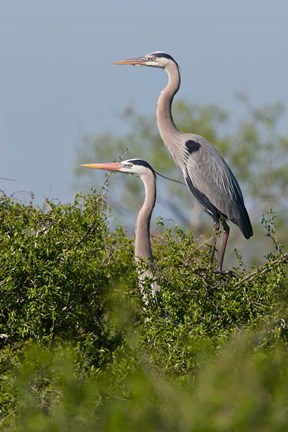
[216,219,230,273]
[210,220,220,265]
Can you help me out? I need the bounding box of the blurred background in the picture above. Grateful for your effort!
[1,0,288,265]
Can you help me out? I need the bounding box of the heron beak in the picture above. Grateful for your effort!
[81,162,122,172]
[113,56,147,66]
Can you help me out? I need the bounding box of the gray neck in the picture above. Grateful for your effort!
[156,62,182,160]
[134,171,156,260]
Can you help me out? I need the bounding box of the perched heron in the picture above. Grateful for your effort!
[114,51,253,272]
[82,158,160,303]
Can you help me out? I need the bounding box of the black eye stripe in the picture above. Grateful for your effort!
[127,159,151,168]
[152,52,177,63]
[126,159,155,172]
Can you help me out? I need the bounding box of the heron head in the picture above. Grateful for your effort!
[81,158,155,178]
[113,51,178,69]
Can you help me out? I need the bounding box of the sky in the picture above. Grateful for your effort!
[1,0,287,206]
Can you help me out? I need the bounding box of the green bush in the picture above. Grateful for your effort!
[0,192,133,351]
[1,191,288,430]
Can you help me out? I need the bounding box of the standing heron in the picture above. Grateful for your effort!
[114,51,253,272]
[82,158,159,303]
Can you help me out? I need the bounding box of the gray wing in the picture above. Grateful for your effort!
[182,134,253,238]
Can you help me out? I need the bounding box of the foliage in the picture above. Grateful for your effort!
[1,190,288,430]
[4,337,288,432]
[0,191,134,351]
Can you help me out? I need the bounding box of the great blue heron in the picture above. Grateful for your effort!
[114,51,253,273]
[82,158,160,303]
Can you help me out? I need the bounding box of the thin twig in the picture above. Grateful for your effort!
[233,252,288,289]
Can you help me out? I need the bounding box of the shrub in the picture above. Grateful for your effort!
[1,192,288,430]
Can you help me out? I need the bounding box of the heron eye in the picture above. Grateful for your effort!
[149,56,156,61]
[123,163,133,168]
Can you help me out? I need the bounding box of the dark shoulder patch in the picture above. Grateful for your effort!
[185,140,201,154]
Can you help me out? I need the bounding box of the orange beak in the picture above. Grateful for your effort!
[81,162,122,172]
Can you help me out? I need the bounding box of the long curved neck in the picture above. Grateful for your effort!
[134,172,156,261]
[156,62,182,159]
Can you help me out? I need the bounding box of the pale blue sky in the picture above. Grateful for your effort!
[1,0,287,204]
